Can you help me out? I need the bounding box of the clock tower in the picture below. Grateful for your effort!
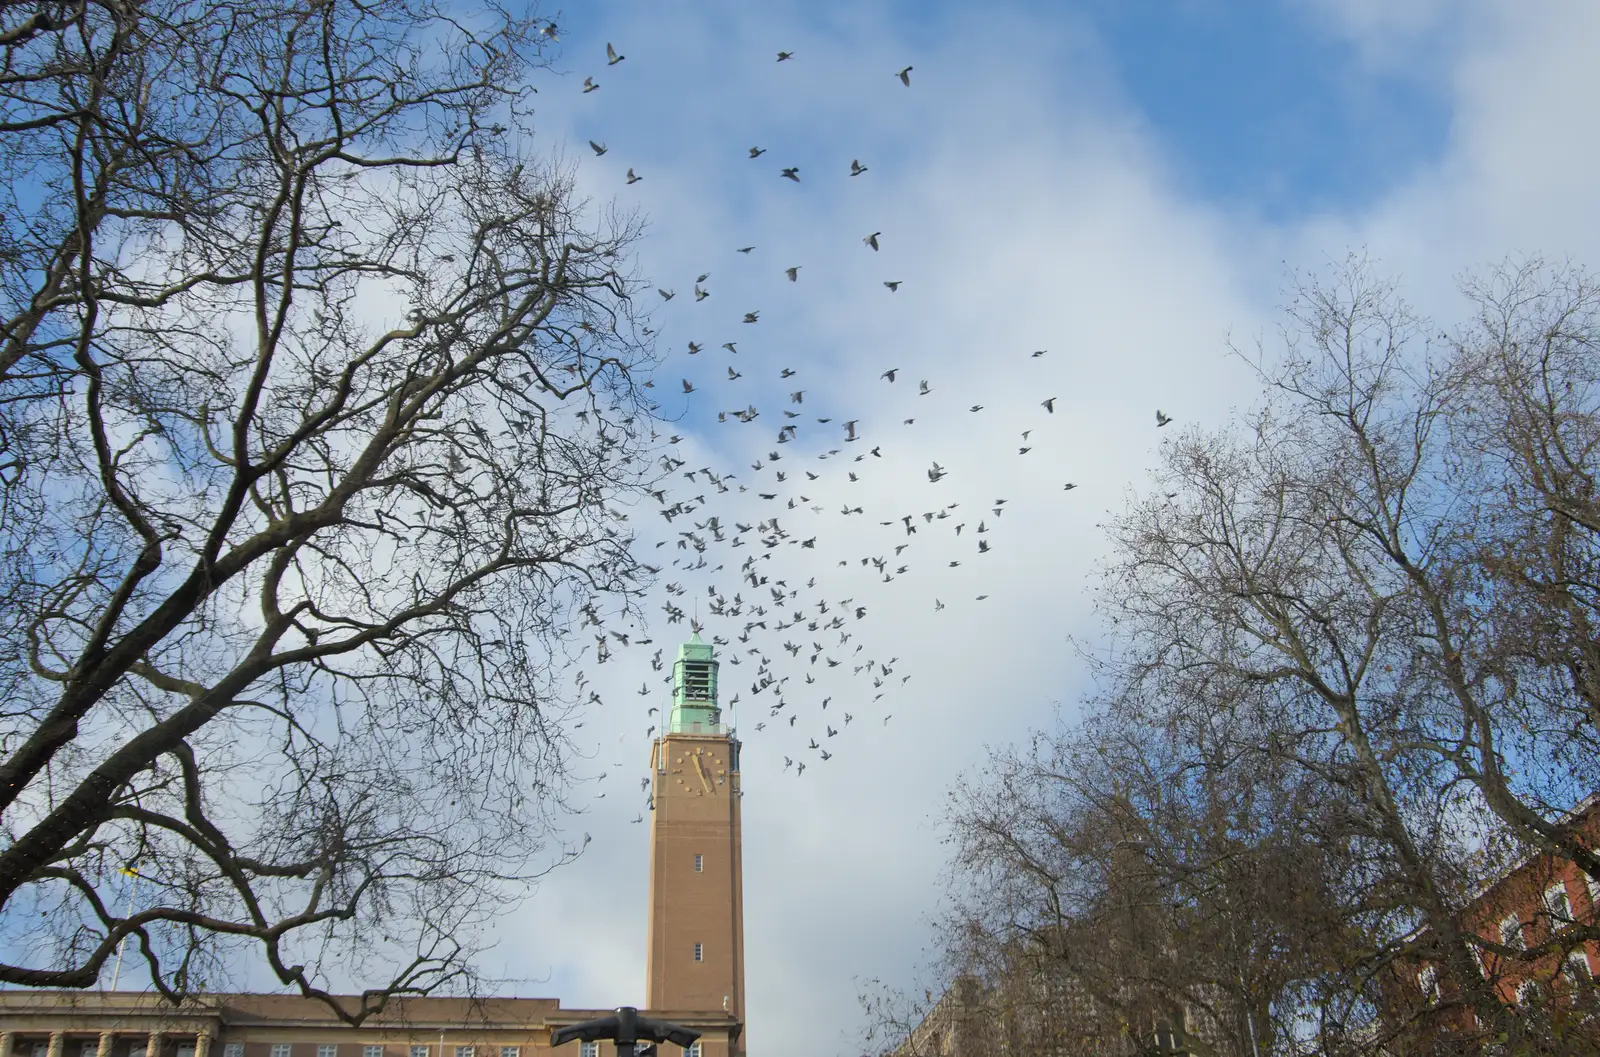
[647,633,745,1052]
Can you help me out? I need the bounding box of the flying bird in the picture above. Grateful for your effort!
[583,77,598,93]
[864,232,881,250]
[743,311,760,323]
[681,379,695,393]
[844,420,859,441]
[785,267,800,281]
[659,288,675,300]
[749,146,766,158]
[589,140,607,155]
[883,281,901,292]
[1032,349,1047,357]
[918,380,931,395]
[897,66,913,86]
[881,368,898,382]
[1063,483,1077,490]
[606,42,624,64]
[777,51,793,61]
[928,462,947,482]
[781,167,801,182]
[626,168,641,184]
[738,246,756,253]
[1042,397,1056,413]
[850,159,868,176]
[1156,409,1173,427]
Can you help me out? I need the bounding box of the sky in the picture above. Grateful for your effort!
[313,2,1600,1054]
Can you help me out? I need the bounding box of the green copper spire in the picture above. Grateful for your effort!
[669,632,721,733]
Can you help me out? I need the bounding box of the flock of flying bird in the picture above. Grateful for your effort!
[556,33,1177,800]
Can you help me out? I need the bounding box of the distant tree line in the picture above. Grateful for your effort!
[867,257,1600,1056]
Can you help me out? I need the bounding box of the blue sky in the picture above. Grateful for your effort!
[195,2,1600,1055]
[1087,1,1451,217]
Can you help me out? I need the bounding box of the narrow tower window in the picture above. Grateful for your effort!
[693,942,704,962]
[693,853,704,872]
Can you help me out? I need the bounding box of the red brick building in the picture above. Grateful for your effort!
[1395,796,1600,1042]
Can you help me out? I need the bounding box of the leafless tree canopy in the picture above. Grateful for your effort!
[876,258,1600,1056]
[0,0,657,1017]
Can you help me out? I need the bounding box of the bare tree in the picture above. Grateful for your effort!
[1090,255,1600,1048]
[0,0,656,1017]
[929,704,1358,1057]
[881,258,1600,1057]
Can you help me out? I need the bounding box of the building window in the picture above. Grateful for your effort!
[500,1048,519,1057]
[456,1047,475,1057]
[1467,941,1488,979]
[1587,871,1599,907]
[693,942,704,962]
[581,1044,598,1057]
[319,1047,337,1057]
[1566,951,1593,982]
[1500,913,1524,949]
[1545,882,1573,923]
[1417,965,1440,1004]
[1516,979,1539,1006]
[411,1048,429,1057]
[272,1047,291,1057]
[683,1046,701,1057]
[81,1044,99,1057]
[365,1047,385,1057]
[693,854,704,873]
[130,1048,147,1057]
[178,1048,196,1057]
[225,1047,245,1057]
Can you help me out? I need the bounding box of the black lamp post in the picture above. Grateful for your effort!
[550,1008,702,1057]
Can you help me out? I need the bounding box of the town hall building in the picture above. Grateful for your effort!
[0,637,746,1057]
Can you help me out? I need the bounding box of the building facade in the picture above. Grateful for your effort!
[0,637,747,1057]
[1391,796,1600,1043]
[0,995,741,1057]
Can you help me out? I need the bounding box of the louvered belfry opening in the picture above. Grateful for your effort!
[682,659,714,702]
[669,632,722,733]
